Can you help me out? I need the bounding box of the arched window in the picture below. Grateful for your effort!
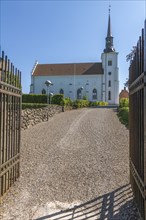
[60,89,64,94]
[108,80,111,87]
[108,91,111,100]
[92,88,97,100]
[108,72,112,76]
[77,88,82,99]
[42,89,46,94]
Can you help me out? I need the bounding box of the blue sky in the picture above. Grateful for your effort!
[0,0,145,94]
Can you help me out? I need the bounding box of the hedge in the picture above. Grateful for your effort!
[22,94,47,103]
[22,103,48,109]
[117,107,129,127]
[119,98,129,108]
[89,101,108,107]
[61,97,73,106]
[51,94,64,105]
[72,100,89,108]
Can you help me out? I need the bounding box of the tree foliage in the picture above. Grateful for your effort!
[126,46,137,63]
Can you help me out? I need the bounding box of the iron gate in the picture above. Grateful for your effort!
[0,51,21,198]
[129,20,146,219]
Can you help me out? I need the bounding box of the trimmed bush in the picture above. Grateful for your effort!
[82,95,88,100]
[89,101,108,107]
[63,97,73,106]
[22,94,47,103]
[72,99,89,108]
[51,94,64,105]
[98,101,108,106]
[22,103,48,109]
[119,98,129,108]
[117,107,129,127]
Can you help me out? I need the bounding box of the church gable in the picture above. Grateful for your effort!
[32,62,103,76]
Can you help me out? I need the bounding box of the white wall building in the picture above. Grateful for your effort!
[30,11,119,105]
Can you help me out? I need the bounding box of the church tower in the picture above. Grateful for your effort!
[101,6,119,105]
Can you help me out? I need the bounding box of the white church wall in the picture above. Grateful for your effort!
[32,74,103,101]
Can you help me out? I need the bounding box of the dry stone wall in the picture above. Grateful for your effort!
[21,105,62,129]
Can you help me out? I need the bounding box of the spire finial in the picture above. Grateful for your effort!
[109,3,111,14]
[104,3,115,53]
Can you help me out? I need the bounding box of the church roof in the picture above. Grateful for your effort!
[119,87,129,99]
[32,62,104,76]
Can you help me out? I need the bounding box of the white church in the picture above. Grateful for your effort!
[30,10,119,105]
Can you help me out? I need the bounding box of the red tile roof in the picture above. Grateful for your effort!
[32,62,104,76]
[119,88,129,99]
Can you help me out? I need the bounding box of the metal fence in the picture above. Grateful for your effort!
[0,51,21,198]
[129,20,146,219]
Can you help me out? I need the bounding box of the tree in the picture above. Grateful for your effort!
[125,46,137,89]
[124,78,129,89]
[126,46,137,63]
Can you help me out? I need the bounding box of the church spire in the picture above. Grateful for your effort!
[107,6,112,37]
[104,5,115,53]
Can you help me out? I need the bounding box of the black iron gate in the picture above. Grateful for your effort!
[129,20,146,219]
[0,51,21,198]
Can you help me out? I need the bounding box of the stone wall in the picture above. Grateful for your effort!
[21,105,62,129]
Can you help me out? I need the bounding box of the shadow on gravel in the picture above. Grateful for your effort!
[89,105,119,109]
[35,184,139,220]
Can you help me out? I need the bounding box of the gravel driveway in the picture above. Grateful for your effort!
[0,108,139,219]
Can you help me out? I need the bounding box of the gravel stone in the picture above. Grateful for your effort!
[0,108,140,220]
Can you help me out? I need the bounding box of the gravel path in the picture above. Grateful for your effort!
[0,108,140,220]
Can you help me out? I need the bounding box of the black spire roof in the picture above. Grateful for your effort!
[104,6,115,53]
[107,13,112,37]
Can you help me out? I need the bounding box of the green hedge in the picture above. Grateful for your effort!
[119,98,129,108]
[72,100,89,108]
[51,94,64,105]
[117,107,129,127]
[22,94,108,109]
[62,97,73,106]
[117,98,129,127]
[22,103,48,109]
[89,101,108,107]
[22,94,47,103]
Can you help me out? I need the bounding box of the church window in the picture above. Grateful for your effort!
[108,72,112,75]
[108,60,112,66]
[77,88,82,99]
[60,89,64,94]
[92,88,97,100]
[108,91,111,100]
[42,89,46,94]
[108,80,111,87]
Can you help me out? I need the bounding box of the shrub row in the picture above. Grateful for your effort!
[119,98,129,108]
[117,98,129,128]
[22,94,108,108]
[51,94,64,105]
[89,101,108,107]
[22,94,47,103]
[22,103,48,109]
[72,100,89,108]
[117,107,129,127]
